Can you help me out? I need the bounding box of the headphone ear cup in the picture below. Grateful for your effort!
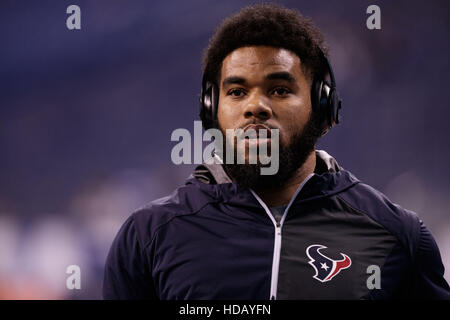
[210,82,219,128]
[312,80,331,134]
[200,81,216,130]
[329,89,342,125]
[311,79,322,113]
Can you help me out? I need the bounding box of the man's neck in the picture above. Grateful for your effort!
[252,151,316,207]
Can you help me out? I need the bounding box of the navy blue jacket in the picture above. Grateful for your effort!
[103,150,450,299]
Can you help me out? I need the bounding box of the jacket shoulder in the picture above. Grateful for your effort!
[130,182,216,249]
[337,181,421,257]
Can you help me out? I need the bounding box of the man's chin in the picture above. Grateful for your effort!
[222,163,273,189]
[222,141,316,190]
[223,161,300,190]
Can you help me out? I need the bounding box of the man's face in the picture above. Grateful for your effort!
[217,46,312,152]
[216,45,320,189]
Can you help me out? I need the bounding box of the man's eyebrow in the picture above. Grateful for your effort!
[266,72,296,83]
[222,76,246,88]
[221,72,297,88]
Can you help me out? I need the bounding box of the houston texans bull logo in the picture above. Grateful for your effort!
[306,244,352,282]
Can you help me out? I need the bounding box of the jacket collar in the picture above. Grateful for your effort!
[186,149,359,208]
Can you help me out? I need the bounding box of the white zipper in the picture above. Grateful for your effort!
[250,173,314,300]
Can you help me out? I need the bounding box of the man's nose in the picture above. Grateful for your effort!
[243,90,272,121]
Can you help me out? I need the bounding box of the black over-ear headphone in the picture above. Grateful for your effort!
[199,47,342,135]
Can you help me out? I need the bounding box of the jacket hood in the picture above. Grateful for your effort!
[185,149,360,208]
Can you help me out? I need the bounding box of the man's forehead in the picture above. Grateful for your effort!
[221,46,302,77]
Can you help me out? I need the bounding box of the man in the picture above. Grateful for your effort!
[103,4,449,299]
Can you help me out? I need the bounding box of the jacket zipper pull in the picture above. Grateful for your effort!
[276,221,281,235]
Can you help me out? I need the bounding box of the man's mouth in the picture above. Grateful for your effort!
[242,124,272,140]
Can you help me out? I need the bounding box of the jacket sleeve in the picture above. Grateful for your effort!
[102,214,158,299]
[410,221,450,299]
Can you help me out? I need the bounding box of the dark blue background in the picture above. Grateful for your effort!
[0,0,448,298]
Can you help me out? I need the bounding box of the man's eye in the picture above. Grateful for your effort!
[271,87,291,96]
[227,89,246,97]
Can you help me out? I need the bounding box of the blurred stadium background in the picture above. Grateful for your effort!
[0,0,449,299]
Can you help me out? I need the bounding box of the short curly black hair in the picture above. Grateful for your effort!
[202,3,329,86]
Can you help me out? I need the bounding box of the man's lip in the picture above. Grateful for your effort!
[242,124,272,138]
